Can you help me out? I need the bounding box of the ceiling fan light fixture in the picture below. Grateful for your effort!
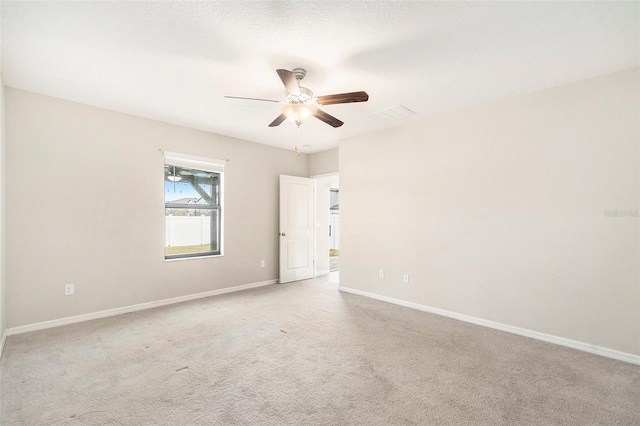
[282,103,316,124]
[167,175,182,182]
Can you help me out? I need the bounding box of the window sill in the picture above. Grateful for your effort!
[164,254,224,262]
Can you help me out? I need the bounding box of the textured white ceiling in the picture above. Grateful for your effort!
[2,1,638,153]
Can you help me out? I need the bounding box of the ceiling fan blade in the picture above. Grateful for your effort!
[276,69,300,96]
[224,96,281,103]
[268,113,288,127]
[313,109,344,128]
[317,91,369,105]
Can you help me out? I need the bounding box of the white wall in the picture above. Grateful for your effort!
[341,68,639,357]
[309,148,338,176]
[5,88,308,328]
[314,174,339,275]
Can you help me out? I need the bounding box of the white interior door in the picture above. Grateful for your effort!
[279,175,314,283]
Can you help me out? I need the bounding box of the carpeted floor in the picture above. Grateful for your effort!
[1,278,639,425]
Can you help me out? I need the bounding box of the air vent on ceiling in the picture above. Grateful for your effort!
[374,105,416,121]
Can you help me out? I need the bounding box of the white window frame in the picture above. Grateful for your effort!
[164,151,224,260]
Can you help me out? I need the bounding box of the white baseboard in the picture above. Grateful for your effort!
[339,286,640,366]
[0,329,7,359]
[316,269,331,277]
[7,279,277,337]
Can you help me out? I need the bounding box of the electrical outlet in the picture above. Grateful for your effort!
[64,284,74,296]
[379,269,385,279]
[260,260,265,268]
[403,274,409,283]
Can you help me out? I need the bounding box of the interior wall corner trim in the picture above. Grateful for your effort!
[338,286,640,366]
[6,280,278,337]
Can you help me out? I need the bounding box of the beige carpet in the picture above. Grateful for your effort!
[1,278,638,425]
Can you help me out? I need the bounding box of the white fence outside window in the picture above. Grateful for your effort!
[165,215,210,247]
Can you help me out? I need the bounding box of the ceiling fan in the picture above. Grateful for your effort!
[225,68,369,128]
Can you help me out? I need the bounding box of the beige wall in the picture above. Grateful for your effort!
[340,68,639,356]
[309,148,338,176]
[0,78,5,347]
[5,88,308,328]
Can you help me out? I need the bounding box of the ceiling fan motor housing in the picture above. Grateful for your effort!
[286,86,315,104]
[292,68,307,80]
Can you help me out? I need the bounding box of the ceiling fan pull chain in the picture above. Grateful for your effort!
[295,126,301,157]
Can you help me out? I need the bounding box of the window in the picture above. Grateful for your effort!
[164,152,224,259]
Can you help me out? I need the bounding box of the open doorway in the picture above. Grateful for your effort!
[329,189,339,275]
[313,174,339,283]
